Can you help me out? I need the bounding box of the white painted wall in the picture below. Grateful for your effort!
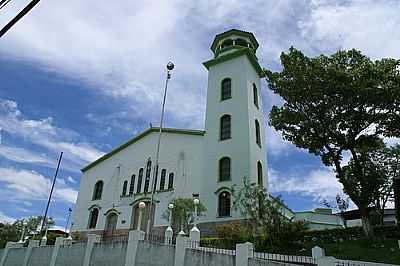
[72,131,204,232]
[201,51,267,222]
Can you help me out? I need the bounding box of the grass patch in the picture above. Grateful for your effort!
[320,238,400,264]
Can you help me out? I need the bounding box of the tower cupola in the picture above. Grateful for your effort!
[210,29,259,58]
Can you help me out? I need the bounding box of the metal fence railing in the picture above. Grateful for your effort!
[188,240,236,256]
[141,232,177,246]
[335,260,368,266]
[253,250,316,266]
[99,233,129,245]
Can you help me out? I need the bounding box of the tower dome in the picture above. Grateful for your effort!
[210,29,259,58]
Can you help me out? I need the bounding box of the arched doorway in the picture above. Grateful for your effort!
[104,213,118,236]
[131,201,154,231]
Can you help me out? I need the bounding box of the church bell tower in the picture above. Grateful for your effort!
[201,29,268,221]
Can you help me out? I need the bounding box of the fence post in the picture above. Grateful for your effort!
[22,240,39,266]
[315,256,336,266]
[165,226,173,245]
[312,246,336,266]
[189,226,200,247]
[0,242,23,266]
[174,235,188,266]
[49,237,65,266]
[124,230,144,266]
[236,242,253,266]
[312,246,325,259]
[83,234,100,266]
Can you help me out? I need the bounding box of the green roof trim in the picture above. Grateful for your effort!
[203,48,266,78]
[81,127,205,173]
[211,29,259,52]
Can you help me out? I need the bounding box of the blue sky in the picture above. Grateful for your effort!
[0,0,399,229]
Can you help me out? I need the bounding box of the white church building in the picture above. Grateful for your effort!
[71,29,343,237]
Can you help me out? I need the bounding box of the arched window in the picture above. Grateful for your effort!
[257,161,263,186]
[122,180,128,196]
[221,78,231,101]
[137,168,143,193]
[219,157,231,181]
[160,169,166,190]
[218,191,231,217]
[92,181,103,200]
[235,38,248,47]
[88,208,99,229]
[168,173,174,189]
[129,174,135,195]
[144,160,151,193]
[220,115,231,140]
[221,39,233,49]
[253,83,259,108]
[255,120,261,147]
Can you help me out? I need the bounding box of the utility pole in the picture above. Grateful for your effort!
[0,0,41,38]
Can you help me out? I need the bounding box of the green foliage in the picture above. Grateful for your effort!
[206,225,400,263]
[162,198,206,232]
[0,216,56,248]
[230,177,307,251]
[265,47,400,238]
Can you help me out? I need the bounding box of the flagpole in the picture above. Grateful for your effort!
[146,62,174,236]
[39,151,63,244]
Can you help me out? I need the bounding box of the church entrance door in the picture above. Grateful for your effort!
[131,202,154,232]
[104,213,118,236]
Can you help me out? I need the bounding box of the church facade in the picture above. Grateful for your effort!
[71,29,271,236]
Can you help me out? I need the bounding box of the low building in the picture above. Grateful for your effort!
[294,208,344,231]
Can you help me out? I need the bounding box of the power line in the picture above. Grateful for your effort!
[0,0,13,11]
[0,0,40,38]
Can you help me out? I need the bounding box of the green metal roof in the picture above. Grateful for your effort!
[81,127,205,173]
[210,29,259,52]
[203,48,266,78]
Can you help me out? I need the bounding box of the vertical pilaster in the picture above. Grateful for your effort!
[83,234,100,266]
[174,236,188,266]
[50,237,69,266]
[235,242,253,266]
[23,240,39,266]
[0,242,23,266]
[124,230,144,266]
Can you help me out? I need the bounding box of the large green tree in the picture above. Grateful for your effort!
[265,48,400,237]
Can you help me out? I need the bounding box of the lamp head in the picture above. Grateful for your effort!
[139,202,146,209]
[193,199,199,206]
[168,203,174,210]
[166,61,174,71]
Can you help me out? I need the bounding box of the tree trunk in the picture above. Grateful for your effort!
[360,207,374,238]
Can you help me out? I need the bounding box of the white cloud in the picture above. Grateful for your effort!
[269,167,345,202]
[300,0,400,58]
[67,176,77,184]
[0,99,104,171]
[385,137,400,147]
[0,167,78,204]
[0,211,15,224]
[0,144,54,167]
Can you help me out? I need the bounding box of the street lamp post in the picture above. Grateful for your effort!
[168,203,174,228]
[147,62,174,236]
[18,220,27,243]
[193,199,199,229]
[164,203,174,244]
[138,202,146,231]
